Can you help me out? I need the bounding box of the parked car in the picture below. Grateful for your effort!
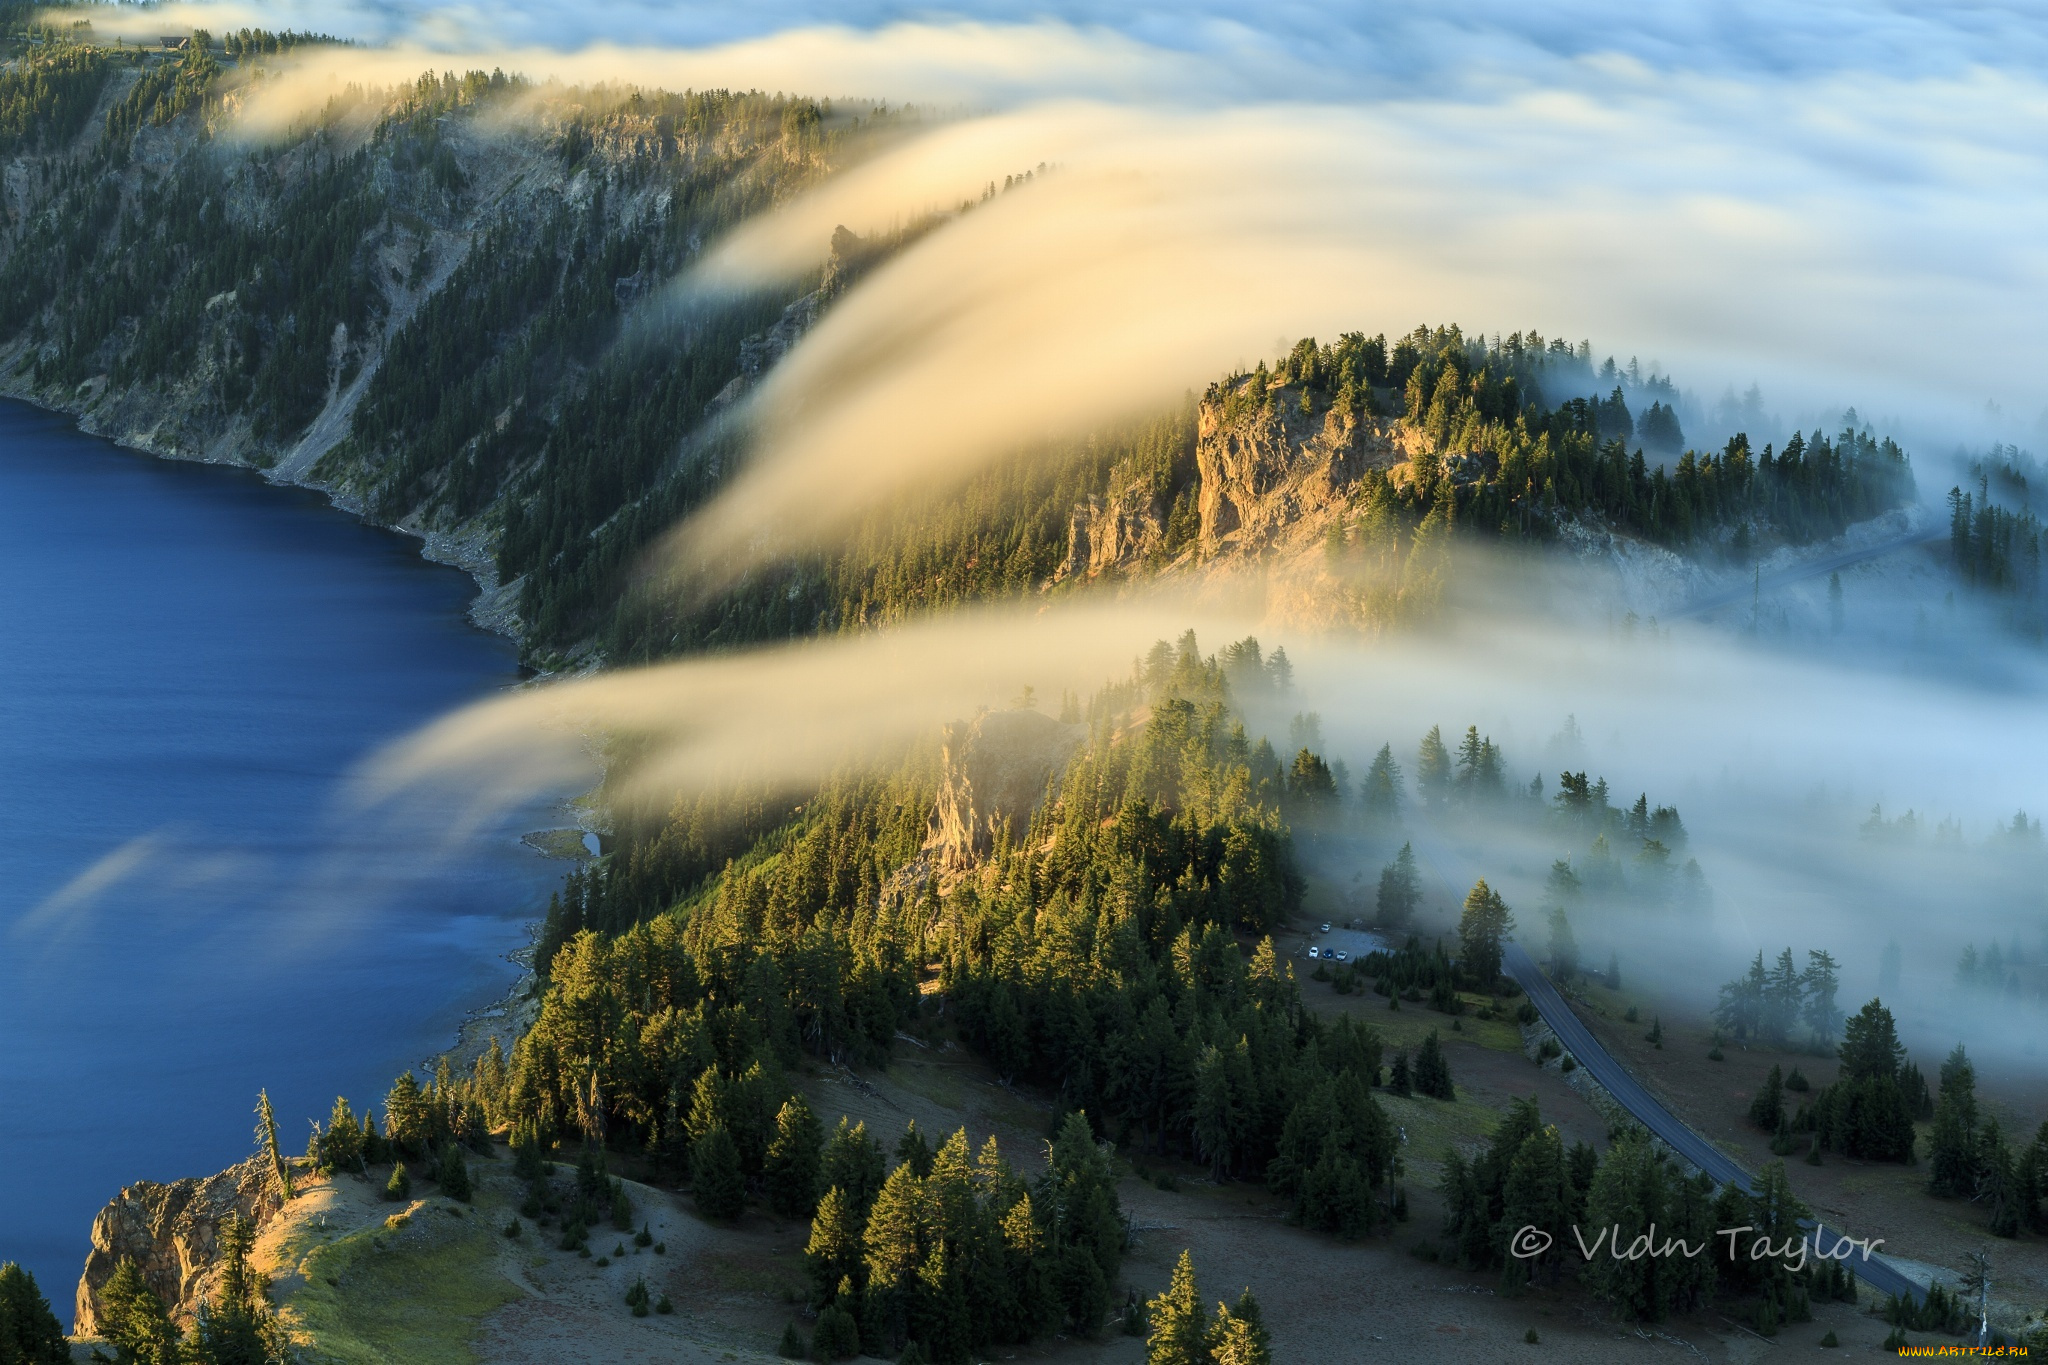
[1331,950,1348,962]
[1319,922,1331,933]
[1306,946,1320,959]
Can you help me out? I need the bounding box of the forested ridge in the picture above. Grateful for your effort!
[0,24,1935,677]
[198,633,1937,1355]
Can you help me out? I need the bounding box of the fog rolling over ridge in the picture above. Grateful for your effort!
[369,516,2048,1091]
[89,0,2048,582]
[31,0,2040,1050]
[9,0,2048,1347]
[210,0,2041,1087]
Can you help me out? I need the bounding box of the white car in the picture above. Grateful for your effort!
[1319,922,1332,933]
[1331,950,1348,962]
[1306,947,1320,959]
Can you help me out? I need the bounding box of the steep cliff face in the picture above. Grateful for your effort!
[73,1157,279,1337]
[1047,379,1403,588]
[1197,384,1396,557]
[1059,479,1166,581]
[927,707,1083,869]
[0,42,864,654]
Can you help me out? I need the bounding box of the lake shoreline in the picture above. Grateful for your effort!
[0,384,566,1062]
[0,359,526,643]
[0,391,578,1319]
[0,384,563,1050]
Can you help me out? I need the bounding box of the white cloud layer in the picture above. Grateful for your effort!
[64,0,2042,565]
[63,1,2048,91]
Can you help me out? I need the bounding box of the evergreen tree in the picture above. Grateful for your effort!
[1981,1122,2021,1238]
[1839,998,1905,1082]
[1748,1064,1784,1131]
[813,1301,861,1360]
[0,1262,71,1365]
[821,1119,888,1220]
[1057,1244,1109,1340]
[913,1240,969,1361]
[1414,1030,1455,1100]
[1498,1125,1571,1291]
[1456,880,1514,987]
[96,1259,181,1365]
[385,1072,430,1155]
[511,1120,548,1187]
[435,1141,473,1202]
[1928,1043,1980,1198]
[254,1089,294,1201]
[1545,907,1578,981]
[1742,1161,1810,1307]
[895,1120,934,1179]
[1041,1112,1124,1313]
[1192,1045,1238,1180]
[1416,726,1452,809]
[692,1124,746,1221]
[190,1213,286,1365]
[1000,1194,1061,1340]
[2022,1122,2048,1236]
[1375,843,1421,927]
[314,1096,363,1175]
[385,1162,412,1201]
[1814,998,1915,1161]
[860,1162,929,1355]
[1286,748,1339,813]
[1578,1132,1715,1322]
[1715,953,1766,1041]
[1760,949,1802,1045]
[475,1036,510,1126]
[806,1186,868,1304]
[1452,726,1505,804]
[1207,1288,1272,1365]
[1360,744,1403,824]
[1801,950,1843,1049]
[1146,1250,1206,1365]
[1388,1052,1413,1096]
[765,1094,825,1220]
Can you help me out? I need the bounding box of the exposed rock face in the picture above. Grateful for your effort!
[928,708,1084,869]
[1060,481,1165,582]
[1196,388,1394,556]
[74,1158,280,1336]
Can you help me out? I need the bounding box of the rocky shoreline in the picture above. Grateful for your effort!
[0,345,524,643]
[0,385,586,1336]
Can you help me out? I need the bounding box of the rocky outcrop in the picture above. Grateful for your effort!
[74,1158,280,1336]
[1059,480,1165,581]
[1197,386,1395,556]
[927,708,1084,869]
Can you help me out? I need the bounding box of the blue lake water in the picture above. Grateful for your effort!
[0,400,563,1317]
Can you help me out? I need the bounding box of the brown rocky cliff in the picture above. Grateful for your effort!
[74,1157,281,1336]
[1053,383,1400,585]
[1197,385,1395,558]
[1059,479,1166,582]
[927,708,1084,870]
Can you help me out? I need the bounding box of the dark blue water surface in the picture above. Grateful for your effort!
[0,401,562,1315]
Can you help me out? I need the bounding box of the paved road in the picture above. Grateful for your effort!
[1668,524,1944,620]
[1502,940,1925,1303]
[1390,829,1926,1302]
